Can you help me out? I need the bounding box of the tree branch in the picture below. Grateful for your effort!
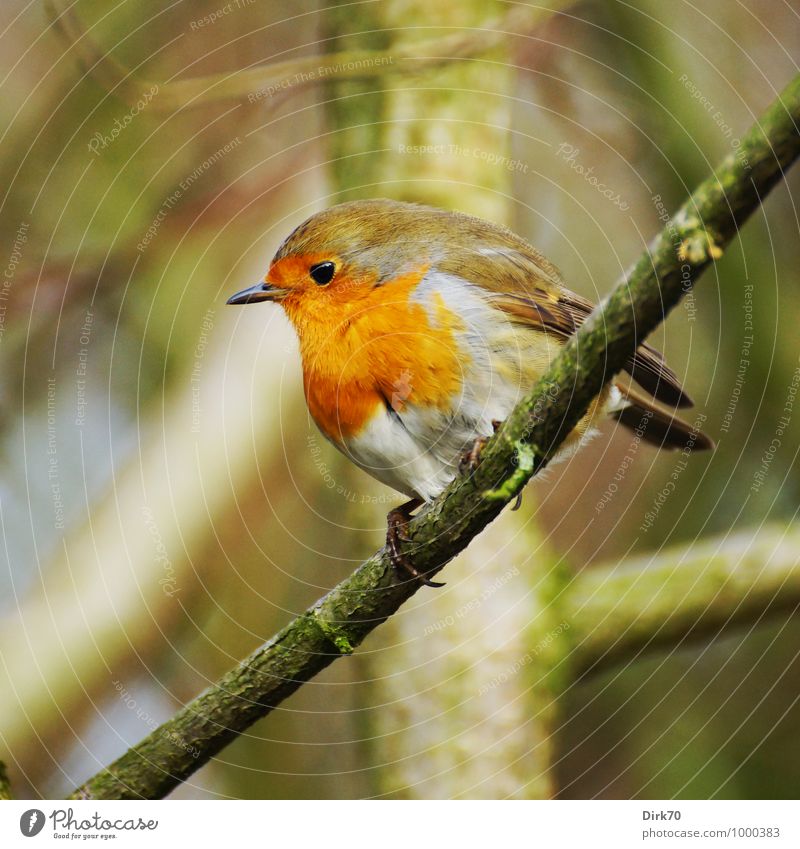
[568,522,800,677]
[70,75,800,800]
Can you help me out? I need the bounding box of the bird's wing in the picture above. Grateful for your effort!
[442,243,693,409]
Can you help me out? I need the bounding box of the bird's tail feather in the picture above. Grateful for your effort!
[612,402,715,451]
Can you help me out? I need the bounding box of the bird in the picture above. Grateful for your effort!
[227,198,713,585]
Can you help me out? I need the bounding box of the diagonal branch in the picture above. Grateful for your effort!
[70,74,800,800]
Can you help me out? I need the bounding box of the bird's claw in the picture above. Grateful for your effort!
[459,436,489,475]
[458,420,503,475]
[386,500,445,588]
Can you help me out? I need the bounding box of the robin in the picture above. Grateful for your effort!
[227,199,713,585]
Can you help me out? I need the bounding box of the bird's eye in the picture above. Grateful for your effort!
[309,261,336,286]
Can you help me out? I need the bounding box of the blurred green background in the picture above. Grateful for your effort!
[0,0,798,799]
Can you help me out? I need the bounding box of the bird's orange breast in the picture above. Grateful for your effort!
[283,267,468,443]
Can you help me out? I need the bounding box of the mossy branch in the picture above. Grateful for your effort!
[568,522,800,676]
[69,75,800,800]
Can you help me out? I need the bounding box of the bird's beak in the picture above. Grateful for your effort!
[226,280,288,305]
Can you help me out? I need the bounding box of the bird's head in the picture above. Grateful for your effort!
[226,198,481,321]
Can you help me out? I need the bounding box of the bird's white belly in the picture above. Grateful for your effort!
[340,405,460,501]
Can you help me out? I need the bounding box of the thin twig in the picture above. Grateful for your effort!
[44,2,568,112]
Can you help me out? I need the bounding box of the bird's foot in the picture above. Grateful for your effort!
[459,436,489,475]
[386,499,445,588]
[459,420,503,475]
